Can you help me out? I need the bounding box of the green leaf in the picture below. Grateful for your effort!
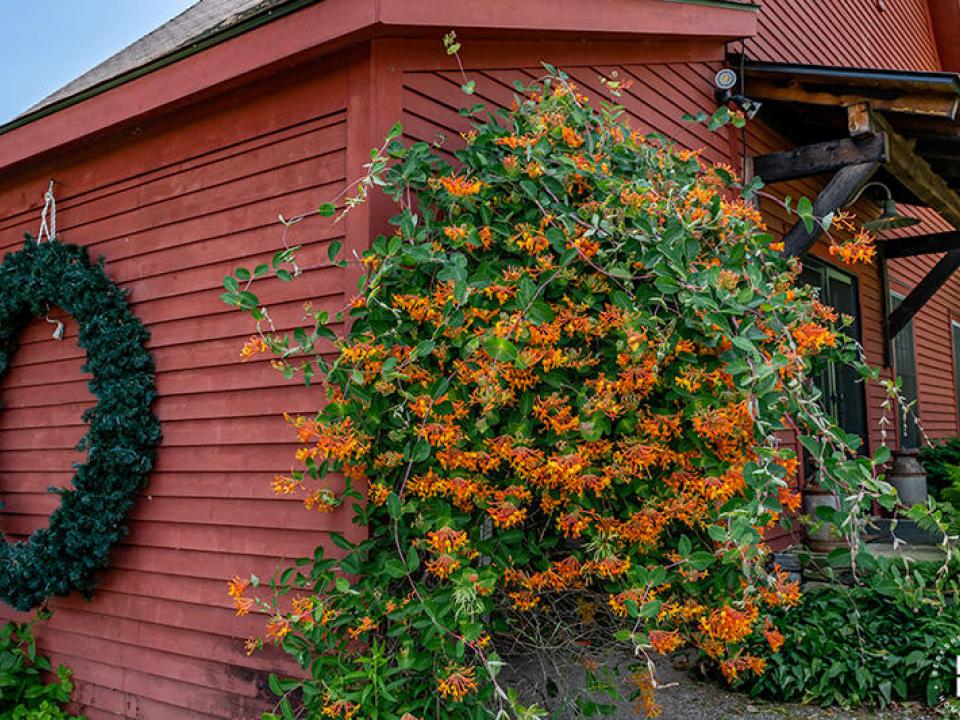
[461,80,477,95]
[318,203,336,217]
[873,445,891,465]
[688,551,715,570]
[386,492,402,519]
[484,337,518,362]
[328,240,344,263]
[797,196,815,234]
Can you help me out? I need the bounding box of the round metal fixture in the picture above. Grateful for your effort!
[714,68,738,91]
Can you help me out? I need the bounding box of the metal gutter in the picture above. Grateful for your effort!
[667,0,759,11]
[730,54,960,94]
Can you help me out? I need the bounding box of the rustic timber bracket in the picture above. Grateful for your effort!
[742,57,960,367]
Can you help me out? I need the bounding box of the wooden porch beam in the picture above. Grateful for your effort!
[888,249,960,338]
[748,79,960,118]
[872,113,960,226]
[753,134,888,184]
[881,230,960,258]
[869,112,960,346]
[781,162,881,257]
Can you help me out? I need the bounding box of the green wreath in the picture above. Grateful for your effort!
[0,238,160,611]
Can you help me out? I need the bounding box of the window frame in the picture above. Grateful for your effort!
[890,289,921,449]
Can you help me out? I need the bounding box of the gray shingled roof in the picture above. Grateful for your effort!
[27,0,291,114]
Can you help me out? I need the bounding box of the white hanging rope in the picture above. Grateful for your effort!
[34,179,64,339]
[45,316,64,340]
[36,179,57,243]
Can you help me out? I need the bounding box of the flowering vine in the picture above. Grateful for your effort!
[222,67,899,719]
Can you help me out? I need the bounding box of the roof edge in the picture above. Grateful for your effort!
[0,0,319,137]
[0,0,758,171]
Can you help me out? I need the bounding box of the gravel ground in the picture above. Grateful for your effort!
[650,662,944,720]
[502,650,950,719]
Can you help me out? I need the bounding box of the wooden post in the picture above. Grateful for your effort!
[889,249,960,339]
[781,161,881,257]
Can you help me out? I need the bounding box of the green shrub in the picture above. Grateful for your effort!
[0,620,83,720]
[939,465,960,507]
[918,438,960,497]
[735,583,960,708]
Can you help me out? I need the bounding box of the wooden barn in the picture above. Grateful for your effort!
[1,0,959,717]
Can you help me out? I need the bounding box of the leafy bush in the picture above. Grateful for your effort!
[222,61,901,719]
[0,620,83,720]
[918,438,960,498]
[735,582,960,708]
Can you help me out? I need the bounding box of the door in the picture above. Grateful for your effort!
[799,258,869,449]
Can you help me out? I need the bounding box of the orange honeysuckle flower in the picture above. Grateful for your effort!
[437,665,478,702]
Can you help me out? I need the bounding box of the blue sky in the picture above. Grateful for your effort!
[0,1,195,123]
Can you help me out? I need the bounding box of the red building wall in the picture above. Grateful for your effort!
[0,52,363,719]
[0,1,958,717]
[748,0,941,71]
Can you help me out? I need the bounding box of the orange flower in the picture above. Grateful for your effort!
[509,590,541,611]
[649,629,684,655]
[304,489,337,512]
[486,499,527,528]
[426,554,461,579]
[240,335,268,361]
[561,126,584,148]
[439,175,482,196]
[758,566,801,608]
[792,321,836,356]
[272,475,298,495]
[347,616,377,639]
[426,527,469,554]
[266,617,291,640]
[763,626,785,653]
[234,596,255,616]
[437,665,478,702]
[828,228,876,265]
[292,595,315,618]
[443,224,470,242]
[243,637,262,656]
[321,700,359,718]
[368,483,390,506]
[227,576,250,598]
[631,670,662,718]
[699,603,758,644]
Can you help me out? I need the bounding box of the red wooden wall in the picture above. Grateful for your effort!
[0,2,958,716]
[0,51,366,719]
[747,0,941,71]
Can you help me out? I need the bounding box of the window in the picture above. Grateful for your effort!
[799,258,867,445]
[952,320,960,430]
[890,292,920,448]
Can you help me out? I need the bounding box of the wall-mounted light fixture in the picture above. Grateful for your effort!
[845,181,921,232]
[713,68,762,119]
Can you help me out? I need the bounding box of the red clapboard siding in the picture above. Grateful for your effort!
[748,0,941,71]
[0,56,356,719]
[0,9,951,717]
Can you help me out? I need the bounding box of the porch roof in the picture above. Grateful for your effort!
[734,55,960,199]
[736,56,960,363]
